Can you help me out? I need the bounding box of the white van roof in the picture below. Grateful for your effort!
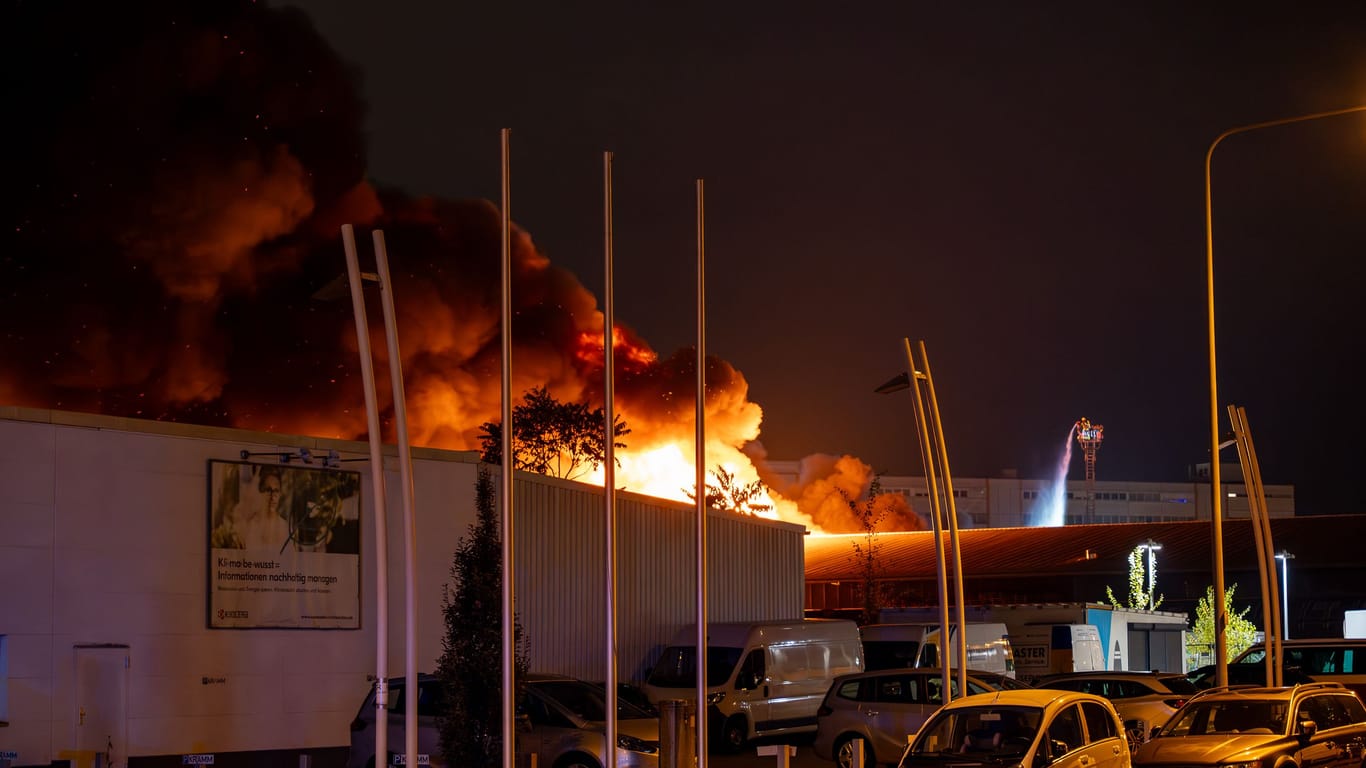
[669,618,859,648]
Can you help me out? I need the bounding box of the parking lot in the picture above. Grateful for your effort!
[691,735,831,768]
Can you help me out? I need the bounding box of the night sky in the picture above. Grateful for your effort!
[8,1,1366,519]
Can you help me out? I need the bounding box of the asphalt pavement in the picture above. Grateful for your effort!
[693,735,831,768]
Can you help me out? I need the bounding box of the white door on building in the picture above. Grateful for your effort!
[74,644,128,768]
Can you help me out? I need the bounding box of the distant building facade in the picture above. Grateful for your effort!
[764,461,1294,528]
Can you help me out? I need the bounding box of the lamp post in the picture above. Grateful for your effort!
[1275,550,1295,640]
[1204,103,1366,687]
[1137,539,1162,610]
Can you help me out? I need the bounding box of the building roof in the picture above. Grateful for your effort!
[804,515,1365,581]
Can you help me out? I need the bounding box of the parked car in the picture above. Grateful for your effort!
[1186,661,1316,690]
[897,688,1131,768]
[813,668,1016,768]
[1133,682,1366,768]
[970,670,1035,691]
[346,673,661,768]
[1200,638,1366,699]
[1034,671,1199,742]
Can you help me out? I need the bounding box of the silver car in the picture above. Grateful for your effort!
[346,673,660,768]
[1034,671,1198,742]
[813,668,998,768]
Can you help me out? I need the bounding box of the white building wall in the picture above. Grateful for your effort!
[0,408,804,764]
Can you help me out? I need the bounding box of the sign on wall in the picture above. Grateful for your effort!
[207,460,361,629]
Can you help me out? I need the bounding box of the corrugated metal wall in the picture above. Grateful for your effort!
[513,473,805,683]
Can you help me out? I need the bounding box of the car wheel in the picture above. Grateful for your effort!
[836,734,874,768]
[720,714,749,753]
[553,752,601,768]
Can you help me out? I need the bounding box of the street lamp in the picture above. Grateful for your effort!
[1204,103,1366,687]
[1275,550,1295,640]
[1136,539,1162,610]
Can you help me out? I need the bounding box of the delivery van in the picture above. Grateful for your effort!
[861,622,937,670]
[643,618,864,752]
[910,622,1016,678]
[1010,624,1105,683]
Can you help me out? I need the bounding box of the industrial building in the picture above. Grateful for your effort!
[804,515,1366,640]
[0,408,804,766]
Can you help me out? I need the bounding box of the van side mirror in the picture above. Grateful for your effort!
[1297,720,1317,741]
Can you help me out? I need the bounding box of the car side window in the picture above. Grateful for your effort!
[1340,694,1366,724]
[417,681,446,717]
[523,692,574,729]
[876,676,909,703]
[1080,702,1117,742]
[1298,695,1337,730]
[1304,695,1356,730]
[1047,704,1085,755]
[837,679,863,701]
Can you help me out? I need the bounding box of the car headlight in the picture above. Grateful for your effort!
[1220,760,1262,768]
[617,733,660,755]
[707,691,726,705]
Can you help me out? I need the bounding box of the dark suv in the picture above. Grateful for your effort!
[1133,682,1366,768]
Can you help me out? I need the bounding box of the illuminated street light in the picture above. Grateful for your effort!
[1204,103,1366,687]
[1275,550,1295,640]
[1136,539,1162,610]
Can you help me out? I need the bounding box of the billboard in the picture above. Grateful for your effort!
[207,460,362,629]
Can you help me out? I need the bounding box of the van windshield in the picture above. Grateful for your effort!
[648,645,743,688]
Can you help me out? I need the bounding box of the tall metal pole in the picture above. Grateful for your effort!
[499,127,516,768]
[1205,104,1366,687]
[1232,406,1282,686]
[916,341,967,695]
[340,224,390,766]
[603,150,619,768]
[695,178,709,768]
[902,338,952,701]
[371,231,419,768]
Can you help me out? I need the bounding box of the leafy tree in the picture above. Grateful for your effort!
[435,467,530,768]
[1105,545,1164,611]
[479,386,630,481]
[1185,583,1258,670]
[684,465,773,515]
[846,478,890,625]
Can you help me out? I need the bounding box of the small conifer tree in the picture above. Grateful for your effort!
[435,467,529,767]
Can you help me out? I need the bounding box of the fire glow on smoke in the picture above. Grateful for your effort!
[6,0,924,535]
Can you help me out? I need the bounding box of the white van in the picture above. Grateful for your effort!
[861,622,937,670]
[910,622,1017,678]
[643,619,864,752]
[1011,624,1105,683]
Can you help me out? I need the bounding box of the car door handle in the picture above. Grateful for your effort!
[866,710,879,717]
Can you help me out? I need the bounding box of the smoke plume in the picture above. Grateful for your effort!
[5,0,909,533]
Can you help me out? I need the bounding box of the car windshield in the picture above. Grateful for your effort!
[908,706,1043,761]
[532,680,655,721]
[647,645,744,688]
[1163,700,1288,736]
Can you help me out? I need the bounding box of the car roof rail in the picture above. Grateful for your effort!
[1187,684,1262,701]
[1292,682,1345,692]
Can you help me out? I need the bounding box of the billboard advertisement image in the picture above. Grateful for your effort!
[207,460,362,629]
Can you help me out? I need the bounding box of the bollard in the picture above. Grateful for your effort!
[756,744,796,768]
[658,699,697,768]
